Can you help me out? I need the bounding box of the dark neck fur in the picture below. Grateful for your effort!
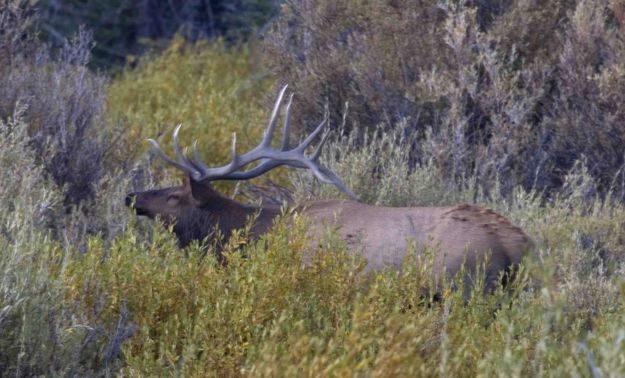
[173,195,280,250]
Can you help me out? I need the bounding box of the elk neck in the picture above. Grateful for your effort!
[176,182,281,248]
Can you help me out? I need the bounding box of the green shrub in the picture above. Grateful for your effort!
[0,3,127,207]
[4,70,625,378]
[56,190,625,376]
[107,37,284,192]
[0,113,118,376]
[63,213,365,376]
[40,123,625,376]
[290,124,477,206]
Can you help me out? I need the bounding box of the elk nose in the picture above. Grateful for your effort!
[125,194,135,207]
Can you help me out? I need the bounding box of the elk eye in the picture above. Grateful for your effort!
[167,194,180,203]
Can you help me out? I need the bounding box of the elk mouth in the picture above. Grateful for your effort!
[125,194,148,216]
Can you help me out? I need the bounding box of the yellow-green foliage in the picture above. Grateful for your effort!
[107,38,277,186]
[63,215,367,376]
[0,113,106,376]
[4,99,625,376]
[59,194,625,377]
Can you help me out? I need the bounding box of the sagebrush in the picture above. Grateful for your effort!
[264,0,625,200]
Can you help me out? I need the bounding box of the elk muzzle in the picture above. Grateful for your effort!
[125,193,135,207]
[125,192,149,216]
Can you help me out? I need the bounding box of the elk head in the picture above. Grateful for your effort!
[125,178,219,224]
[125,85,357,246]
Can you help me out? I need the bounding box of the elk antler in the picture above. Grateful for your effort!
[148,85,358,200]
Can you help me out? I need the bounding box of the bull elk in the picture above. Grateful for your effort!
[125,85,534,296]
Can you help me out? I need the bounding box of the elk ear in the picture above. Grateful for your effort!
[188,177,219,205]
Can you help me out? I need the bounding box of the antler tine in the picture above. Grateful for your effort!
[290,156,357,200]
[295,111,328,153]
[189,132,242,177]
[147,138,196,174]
[261,84,289,148]
[229,132,240,168]
[281,93,294,150]
[315,166,359,199]
[191,140,211,172]
[310,129,331,161]
[170,124,197,171]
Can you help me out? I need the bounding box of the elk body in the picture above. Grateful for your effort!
[126,85,534,294]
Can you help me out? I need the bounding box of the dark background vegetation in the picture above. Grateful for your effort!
[37,0,281,67]
[264,0,625,201]
[3,0,625,206]
[2,0,625,376]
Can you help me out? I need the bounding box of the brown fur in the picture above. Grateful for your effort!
[300,201,534,295]
[126,182,534,296]
[125,180,279,259]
